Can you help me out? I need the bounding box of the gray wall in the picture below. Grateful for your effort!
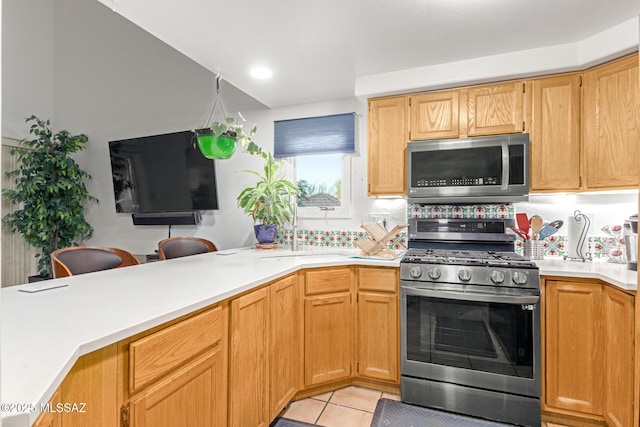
[2,0,54,138]
[2,0,388,256]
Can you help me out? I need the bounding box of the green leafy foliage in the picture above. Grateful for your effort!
[2,116,96,277]
[202,116,257,149]
[236,151,297,229]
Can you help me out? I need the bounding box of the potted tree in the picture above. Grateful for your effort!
[2,116,96,280]
[195,117,257,160]
[236,145,298,246]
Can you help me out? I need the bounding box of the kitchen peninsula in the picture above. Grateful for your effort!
[1,249,636,427]
[1,249,401,427]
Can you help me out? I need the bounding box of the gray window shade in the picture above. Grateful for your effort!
[274,113,356,158]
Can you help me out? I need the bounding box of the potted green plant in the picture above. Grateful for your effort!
[2,116,96,279]
[195,117,257,160]
[236,145,298,245]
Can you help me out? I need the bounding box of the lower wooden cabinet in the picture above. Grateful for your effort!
[304,291,353,386]
[545,279,604,416]
[130,349,224,427]
[124,305,226,427]
[229,274,301,426]
[33,387,62,427]
[603,285,635,427]
[543,277,635,425]
[269,275,301,419]
[356,267,399,383]
[229,286,270,427]
[49,267,400,427]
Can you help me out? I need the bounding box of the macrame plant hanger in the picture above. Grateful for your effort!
[194,73,238,160]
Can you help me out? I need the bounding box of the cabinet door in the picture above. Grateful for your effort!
[545,280,604,415]
[530,74,582,191]
[467,82,524,136]
[583,54,640,189]
[603,286,635,427]
[304,292,353,386]
[410,91,460,140]
[357,291,398,382]
[270,275,300,419]
[229,287,270,427]
[130,349,224,427]
[367,96,409,196]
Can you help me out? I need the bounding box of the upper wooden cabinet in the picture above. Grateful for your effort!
[409,91,460,140]
[583,54,640,189]
[367,96,408,196]
[466,81,525,136]
[408,81,525,141]
[529,74,582,191]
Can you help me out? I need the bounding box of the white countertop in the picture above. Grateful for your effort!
[0,248,399,427]
[1,249,636,427]
[536,257,637,291]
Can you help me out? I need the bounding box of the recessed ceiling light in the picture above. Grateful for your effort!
[250,67,273,79]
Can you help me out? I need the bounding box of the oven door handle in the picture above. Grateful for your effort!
[403,286,539,305]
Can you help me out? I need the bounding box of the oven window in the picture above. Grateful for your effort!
[405,295,534,378]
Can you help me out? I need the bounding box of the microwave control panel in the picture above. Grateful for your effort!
[416,177,500,187]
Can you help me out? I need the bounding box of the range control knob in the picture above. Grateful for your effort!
[512,271,528,285]
[490,270,505,284]
[458,269,472,282]
[428,267,441,280]
[409,267,422,279]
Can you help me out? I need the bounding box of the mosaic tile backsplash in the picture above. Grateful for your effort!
[274,203,623,259]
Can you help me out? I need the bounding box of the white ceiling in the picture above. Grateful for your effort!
[100,0,639,109]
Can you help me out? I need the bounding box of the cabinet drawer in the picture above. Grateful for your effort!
[358,268,397,293]
[305,268,351,295]
[130,305,222,392]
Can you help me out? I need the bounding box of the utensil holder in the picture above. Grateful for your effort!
[524,240,544,260]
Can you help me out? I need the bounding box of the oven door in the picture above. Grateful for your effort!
[400,282,540,398]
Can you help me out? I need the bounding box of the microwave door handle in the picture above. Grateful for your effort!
[501,141,509,190]
[404,287,539,305]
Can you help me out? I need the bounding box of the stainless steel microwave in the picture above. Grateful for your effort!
[406,133,529,204]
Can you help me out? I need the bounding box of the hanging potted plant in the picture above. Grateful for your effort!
[193,74,257,160]
[2,116,96,280]
[236,146,298,246]
[195,116,256,160]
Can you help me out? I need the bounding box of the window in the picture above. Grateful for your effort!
[274,113,356,218]
[294,153,352,218]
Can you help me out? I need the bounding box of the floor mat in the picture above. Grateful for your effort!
[370,398,512,427]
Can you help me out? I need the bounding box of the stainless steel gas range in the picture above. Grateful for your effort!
[400,218,541,427]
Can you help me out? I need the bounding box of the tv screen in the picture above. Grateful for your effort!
[109,131,219,213]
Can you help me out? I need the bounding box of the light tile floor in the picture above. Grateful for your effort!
[282,386,571,427]
[282,386,400,427]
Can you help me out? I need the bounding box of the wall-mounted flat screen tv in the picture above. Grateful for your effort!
[109,131,219,213]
